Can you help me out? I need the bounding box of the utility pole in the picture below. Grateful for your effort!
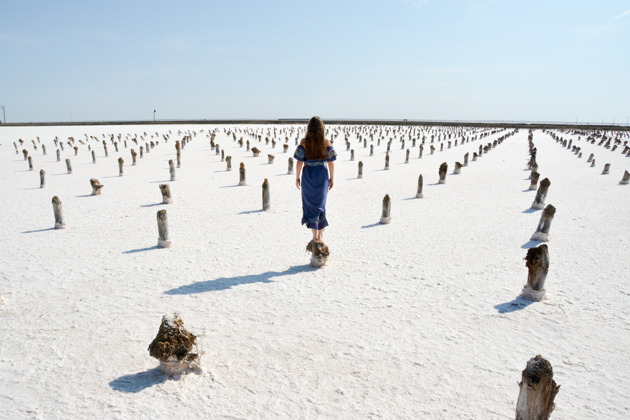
[153,109,156,122]
[0,105,5,124]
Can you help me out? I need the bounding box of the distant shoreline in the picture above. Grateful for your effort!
[1,119,628,131]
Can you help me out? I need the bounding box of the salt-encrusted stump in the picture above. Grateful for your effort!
[283,144,289,153]
[66,158,73,174]
[239,162,246,186]
[246,140,250,151]
[416,174,424,198]
[251,147,260,157]
[226,156,232,171]
[531,204,556,242]
[177,149,181,168]
[268,154,275,164]
[40,169,46,189]
[89,178,103,196]
[621,170,630,185]
[463,152,469,166]
[587,153,594,163]
[28,156,33,171]
[521,244,549,301]
[103,142,109,157]
[74,146,79,156]
[419,144,424,158]
[262,178,270,211]
[169,159,176,181]
[440,143,444,151]
[438,162,447,184]
[306,240,330,268]
[139,146,143,158]
[430,145,435,154]
[157,209,172,248]
[472,152,477,161]
[215,144,220,155]
[92,150,96,164]
[385,152,390,170]
[531,178,550,209]
[148,313,200,375]
[358,161,363,179]
[288,157,294,175]
[350,149,355,161]
[22,149,28,160]
[515,355,560,420]
[370,144,374,156]
[602,163,610,175]
[159,184,172,204]
[529,171,540,190]
[221,150,225,161]
[380,194,392,224]
[405,149,410,163]
[454,162,462,174]
[52,196,66,229]
[118,157,124,176]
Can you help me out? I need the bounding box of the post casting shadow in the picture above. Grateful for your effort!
[123,245,159,254]
[361,222,383,229]
[109,368,171,393]
[494,296,534,313]
[164,264,315,295]
[522,208,538,214]
[220,184,244,188]
[22,227,55,234]
[140,202,163,208]
[238,209,264,215]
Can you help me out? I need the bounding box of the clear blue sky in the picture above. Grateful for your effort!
[1,1,628,123]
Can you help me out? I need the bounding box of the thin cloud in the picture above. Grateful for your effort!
[611,9,630,21]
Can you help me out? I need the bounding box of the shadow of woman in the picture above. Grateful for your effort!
[109,367,170,393]
[164,264,316,295]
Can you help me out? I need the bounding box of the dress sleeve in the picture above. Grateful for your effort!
[294,145,306,162]
[326,146,337,162]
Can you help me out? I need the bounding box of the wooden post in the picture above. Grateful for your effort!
[28,156,34,171]
[224,156,231,171]
[384,152,390,170]
[159,184,172,204]
[454,162,462,174]
[370,144,374,156]
[405,149,410,163]
[221,149,225,161]
[587,153,594,163]
[169,159,176,181]
[103,142,108,157]
[621,170,630,185]
[602,163,610,175]
[350,149,355,161]
[246,140,250,151]
[139,146,143,158]
[52,196,66,229]
[438,162,447,184]
[239,162,246,186]
[66,158,73,174]
[114,142,119,152]
[42,145,47,155]
[74,146,79,156]
[118,157,124,176]
[283,144,289,153]
[22,149,28,160]
[521,244,549,301]
[531,204,556,242]
[358,161,363,179]
[177,148,181,168]
[40,169,46,188]
[56,149,61,162]
[463,152,469,166]
[157,209,172,248]
[472,152,477,161]
[252,147,260,157]
[131,149,137,166]
[531,178,550,209]
[529,171,540,190]
[515,355,560,420]
[590,159,596,168]
[262,178,270,210]
[288,157,294,174]
[90,178,103,195]
[92,150,96,164]
[268,154,275,164]
[430,145,435,154]
[419,144,424,158]
[380,194,392,224]
[416,174,423,198]
[215,144,220,155]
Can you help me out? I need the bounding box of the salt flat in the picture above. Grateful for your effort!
[0,123,629,419]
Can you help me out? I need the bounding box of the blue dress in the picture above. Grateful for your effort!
[294,145,337,230]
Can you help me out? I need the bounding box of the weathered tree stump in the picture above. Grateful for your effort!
[131,149,137,166]
[139,146,143,158]
[169,159,176,181]
[350,149,355,161]
[370,144,374,156]
[148,313,200,374]
[90,178,103,196]
[306,240,330,268]
[621,170,630,185]
[602,163,610,175]
[531,204,556,242]
[590,159,596,168]
[587,153,594,163]
[531,177,551,209]
[515,355,560,420]
[419,144,424,158]
[56,149,61,162]
[251,147,260,157]
[521,244,549,301]
[103,142,108,157]
[454,162,462,174]
[40,169,46,188]
[226,156,232,171]
[239,162,246,186]
[529,171,540,190]
[380,194,392,224]
[416,174,423,198]
[430,145,435,154]
[405,149,410,163]
[118,157,124,176]
[384,152,390,170]
[22,149,28,160]
[215,144,220,155]
[66,158,73,174]
[463,152,469,166]
[28,156,34,171]
[438,162,448,184]
[262,178,270,210]
[159,184,172,204]
[268,154,275,164]
[92,150,96,164]
[288,157,294,174]
[52,196,66,229]
[42,145,47,155]
[283,143,289,153]
[472,152,477,161]
[157,209,172,248]
[74,146,79,156]
[358,161,364,179]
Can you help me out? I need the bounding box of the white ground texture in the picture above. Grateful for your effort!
[1,123,629,419]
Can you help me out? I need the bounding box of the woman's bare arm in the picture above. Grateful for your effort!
[328,161,335,190]
[295,161,304,189]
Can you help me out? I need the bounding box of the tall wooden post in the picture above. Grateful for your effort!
[42,145,46,155]
[405,149,410,163]
[288,157,294,175]
[169,159,176,181]
[621,170,630,185]
[438,162,447,184]
[23,149,28,160]
[419,144,424,158]
[159,184,172,204]
[384,152,390,170]
[226,156,232,171]
[515,355,560,420]
[139,146,143,158]
[92,150,96,164]
[358,161,363,179]
[239,162,246,186]
[370,144,374,156]
[40,169,46,188]
[52,196,66,229]
[350,149,355,161]
[380,194,392,224]
[28,156,34,171]
[602,163,610,175]
[454,162,462,174]
[529,171,540,190]
[416,174,423,198]
[66,158,73,174]
[531,204,556,242]
[56,149,61,162]
[131,149,137,166]
[521,244,549,301]
[157,209,172,248]
[531,178,550,209]
[118,157,124,176]
[262,178,270,211]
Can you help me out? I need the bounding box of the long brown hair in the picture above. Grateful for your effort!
[303,116,327,160]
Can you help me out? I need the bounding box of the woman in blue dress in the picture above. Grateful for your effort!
[294,116,337,245]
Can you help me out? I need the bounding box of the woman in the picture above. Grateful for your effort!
[294,116,337,245]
